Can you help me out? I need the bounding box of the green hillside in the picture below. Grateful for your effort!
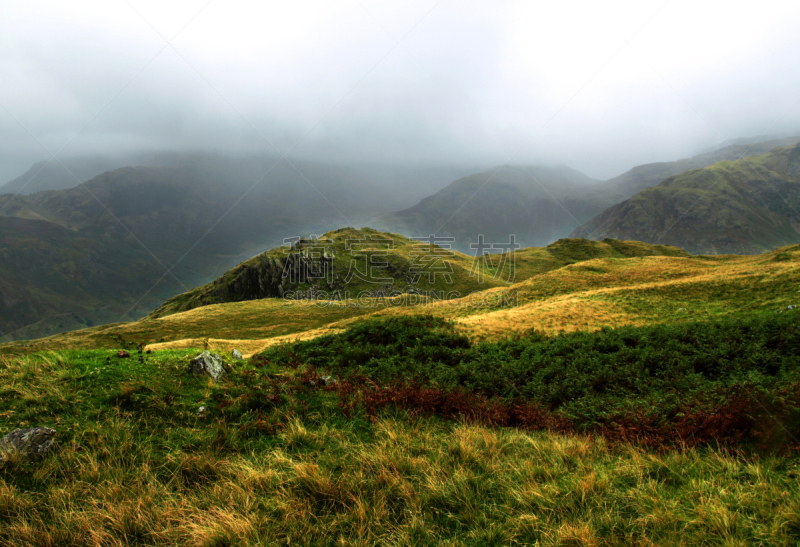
[4,138,797,342]
[373,138,800,253]
[150,231,691,320]
[1,239,798,545]
[150,227,510,318]
[600,136,800,201]
[572,142,800,254]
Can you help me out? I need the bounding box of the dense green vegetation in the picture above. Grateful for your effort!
[263,313,800,449]
[2,315,800,545]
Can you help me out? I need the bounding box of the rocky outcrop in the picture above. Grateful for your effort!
[191,351,226,381]
[0,427,57,464]
[149,229,461,318]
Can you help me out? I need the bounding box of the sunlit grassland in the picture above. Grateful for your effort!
[2,243,798,356]
[353,244,800,340]
[1,350,799,546]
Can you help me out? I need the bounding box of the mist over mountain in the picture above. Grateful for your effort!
[373,137,800,252]
[1,156,132,195]
[372,165,600,252]
[572,142,800,254]
[0,153,466,341]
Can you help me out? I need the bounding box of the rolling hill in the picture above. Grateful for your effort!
[571,142,800,254]
[3,136,798,342]
[150,229,689,319]
[16,235,795,357]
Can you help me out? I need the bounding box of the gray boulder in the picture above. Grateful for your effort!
[191,351,227,381]
[322,375,338,387]
[232,349,243,360]
[0,427,57,464]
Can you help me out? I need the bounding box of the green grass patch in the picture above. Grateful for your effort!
[1,335,799,544]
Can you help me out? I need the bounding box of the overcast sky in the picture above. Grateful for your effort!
[1,0,799,182]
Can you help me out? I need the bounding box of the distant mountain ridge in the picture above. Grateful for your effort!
[601,136,800,202]
[0,151,467,200]
[372,165,602,252]
[0,154,148,195]
[571,142,800,254]
[374,137,800,252]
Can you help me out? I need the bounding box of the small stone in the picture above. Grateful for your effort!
[788,305,797,310]
[117,350,130,358]
[198,406,207,418]
[232,349,243,360]
[0,427,57,464]
[191,351,226,381]
[321,375,337,387]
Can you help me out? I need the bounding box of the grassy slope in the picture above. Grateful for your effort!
[0,237,701,356]
[149,227,512,318]
[573,143,800,254]
[1,349,799,546]
[1,239,799,545]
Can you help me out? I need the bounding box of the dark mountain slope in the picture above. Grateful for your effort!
[0,216,175,340]
[601,136,800,202]
[571,143,800,254]
[373,137,800,253]
[372,165,602,252]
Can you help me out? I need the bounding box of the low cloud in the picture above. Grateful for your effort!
[1,0,799,182]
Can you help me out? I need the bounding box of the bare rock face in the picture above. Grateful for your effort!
[0,427,57,464]
[191,351,226,381]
